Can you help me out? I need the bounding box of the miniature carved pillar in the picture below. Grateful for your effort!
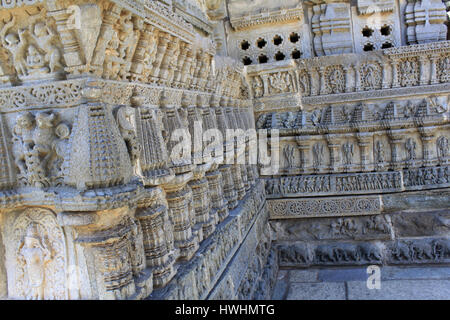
[326,134,341,172]
[344,65,355,93]
[136,190,175,288]
[150,32,170,81]
[174,42,189,86]
[418,127,435,167]
[356,132,373,172]
[382,60,391,89]
[319,67,327,95]
[159,36,180,83]
[296,136,310,173]
[46,2,85,72]
[388,130,404,170]
[215,105,238,210]
[204,95,228,222]
[310,67,320,96]
[419,56,430,85]
[391,60,400,88]
[180,45,194,87]
[430,55,440,84]
[129,24,155,81]
[226,106,246,200]
[90,5,122,74]
[354,65,362,92]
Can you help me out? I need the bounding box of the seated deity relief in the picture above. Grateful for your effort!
[0,8,64,83]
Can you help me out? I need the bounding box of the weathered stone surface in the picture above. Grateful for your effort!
[270,214,392,241]
[347,280,450,300]
[390,209,450,238]
[287,282,346,300]
[0,0,448,300]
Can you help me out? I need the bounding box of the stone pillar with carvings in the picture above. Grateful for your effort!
[418,126,436,167]
[226,105,246,201]
[419,55,430,86]
[129,23,155,81]
[356,132,373,172]
[149,32,170,82]
[326,134,341,173]
[388,130,404,170]
[391,59,400,88]
[430,55,440,84]
[296,136,310,173]
[344,65,355,93]
[215,101,238,211]
[135,188,175,288]
[204,94,228,224]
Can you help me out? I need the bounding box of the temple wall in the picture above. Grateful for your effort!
[0,0,447,300]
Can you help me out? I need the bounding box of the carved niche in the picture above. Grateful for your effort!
[5,207,67,300]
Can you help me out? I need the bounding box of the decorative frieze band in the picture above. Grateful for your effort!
[268,195,382,219]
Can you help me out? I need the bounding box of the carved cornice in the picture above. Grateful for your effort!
[229,7,304,31]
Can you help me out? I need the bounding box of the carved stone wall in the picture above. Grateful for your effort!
[0,0,448,300]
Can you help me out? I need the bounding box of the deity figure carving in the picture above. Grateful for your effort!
[437,136,448,160]
[29,20,63,74]
[283,145,295,169]
[116,106,140,169]
[18,223,52,300]
[118,12,137,60]
[405,138,417,161]
[400,59,418,87]
[252,76,263,98]
[25,44,48,75]
[403,101,416,118]
[310,109,322,126]
[342,142,354,165]
[0,16,27,76]
[375,141,385,163]
[143,31,159,77]
[298,71,310,95]
[327,67,345,93]
[11,208,67,300]
[312,143,324,169]
[268,73,289,94]
[360,63,381,90]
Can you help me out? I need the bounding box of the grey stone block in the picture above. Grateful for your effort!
[318,267,369,282]
[381,266,450,281]
[287,282,346,300]
[290,269,319,282]
[347,280,450,300]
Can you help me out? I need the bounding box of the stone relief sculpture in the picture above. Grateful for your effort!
[8,208,67,300]
[405,138,417,162]
[342,142,354,166]
[283,145,295,169]
[437,136,448,160]
[0,0,447,301]
[12,111,68,187]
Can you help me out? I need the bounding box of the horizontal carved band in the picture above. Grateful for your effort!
[268,195,382,219]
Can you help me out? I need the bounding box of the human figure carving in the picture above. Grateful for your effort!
[28,15,63,74]
[19,223,52,300]
[437,136,448,160]
[1,15,28,76]
[405,138,417,161]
